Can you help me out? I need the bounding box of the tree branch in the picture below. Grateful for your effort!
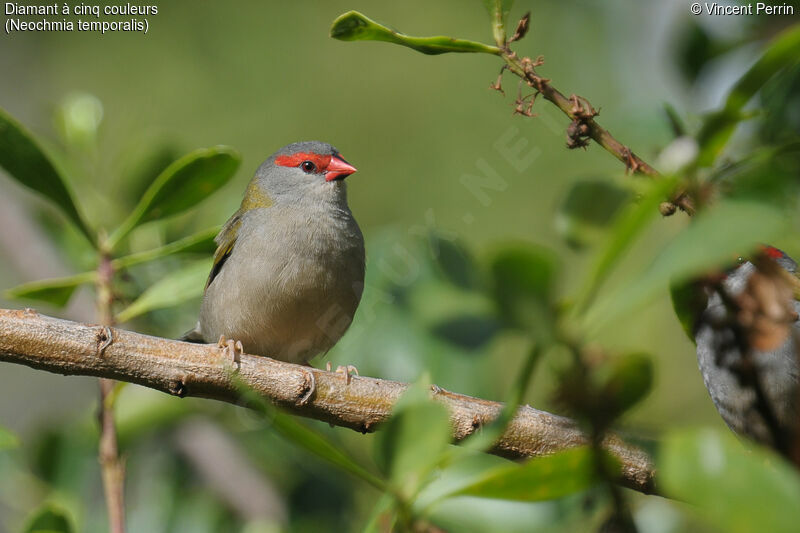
[95,249,126,533]
[494,13,695,216]
[0,308,657,495]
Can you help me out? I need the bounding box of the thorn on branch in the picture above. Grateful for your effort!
[621,147,641,174]
[297,368,316,406]
[519,56,548,94]
[514,100,536,117]
[569,94,598,120]
[513,90,537,117]
[511,80,538,117]
[489,65,508,95]
[96,326,114,357]
[508,12,531,43]
[521,55,545,70]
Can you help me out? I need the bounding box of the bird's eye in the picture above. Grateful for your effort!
[300,161,316,173]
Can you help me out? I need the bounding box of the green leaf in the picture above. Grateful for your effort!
[330,11,501,55]
[490,244,559,337]
[556,352,653,427]
[376,381,453,497]
[407,279,500,349]
[0,425,19,450]
[5,271,96,307]
[431,315,502,350]
[431,233,482,290]
[482,0,514,45]
[363,493,397,533]
[271,413,385,490]
[454,447,598,501]
[659,428,800,533]
[587,199,788,329]
[116,259,211,322]
[460,344,543,453]
[696,25,800,167]
[598,353,653,417]
[573,177,677,315]
[482,0,514,21]
[113,226,220,270]
[108,146,240,249]
[759,64,800,143]
[669,279,708,342]
[413,450,510,511]
[556,179,632,249]
[718,141,800,207]
[0,107,93,243]
[409,281,495,325]
[232,377,386,491]
[115,393,192,447]
[663,102,687,138]
[23,504,74,533]
[674,20,732,84]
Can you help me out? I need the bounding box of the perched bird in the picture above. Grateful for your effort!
[182,141,365,399]
[695,246,800,452]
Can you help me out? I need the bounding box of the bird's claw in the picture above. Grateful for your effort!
[216,335,243,369]
[326,362,359,385]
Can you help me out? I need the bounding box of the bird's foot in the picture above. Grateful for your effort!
[326,361,359,385]
[216,335,243,369]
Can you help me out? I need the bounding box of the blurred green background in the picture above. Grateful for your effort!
[1,0,798,531]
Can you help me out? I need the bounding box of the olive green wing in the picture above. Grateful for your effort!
[206,211,242,289]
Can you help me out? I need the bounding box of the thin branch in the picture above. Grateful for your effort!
[0,308,657,495]
[492,14,695,216]
[95,251,126,533]
[503,53,659,175]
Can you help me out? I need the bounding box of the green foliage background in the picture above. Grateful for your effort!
[0,0,799,532]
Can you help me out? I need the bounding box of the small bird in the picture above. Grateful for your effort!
[182,141,365,399]
[695,246,800,452]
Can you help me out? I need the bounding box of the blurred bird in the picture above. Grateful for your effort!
[695,246,800,452]
[182,141,365,401]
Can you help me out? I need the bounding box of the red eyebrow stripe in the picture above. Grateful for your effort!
[275,152,332,171]
[762,245,784,259]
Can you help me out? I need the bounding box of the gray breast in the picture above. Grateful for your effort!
[199,205,365,363]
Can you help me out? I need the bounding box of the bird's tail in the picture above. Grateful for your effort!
[179,323,205,343]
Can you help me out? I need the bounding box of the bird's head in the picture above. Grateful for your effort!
[249,141,357,206]
[759,245,798,274]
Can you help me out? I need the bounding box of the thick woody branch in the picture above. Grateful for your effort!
[0,308,656,495]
